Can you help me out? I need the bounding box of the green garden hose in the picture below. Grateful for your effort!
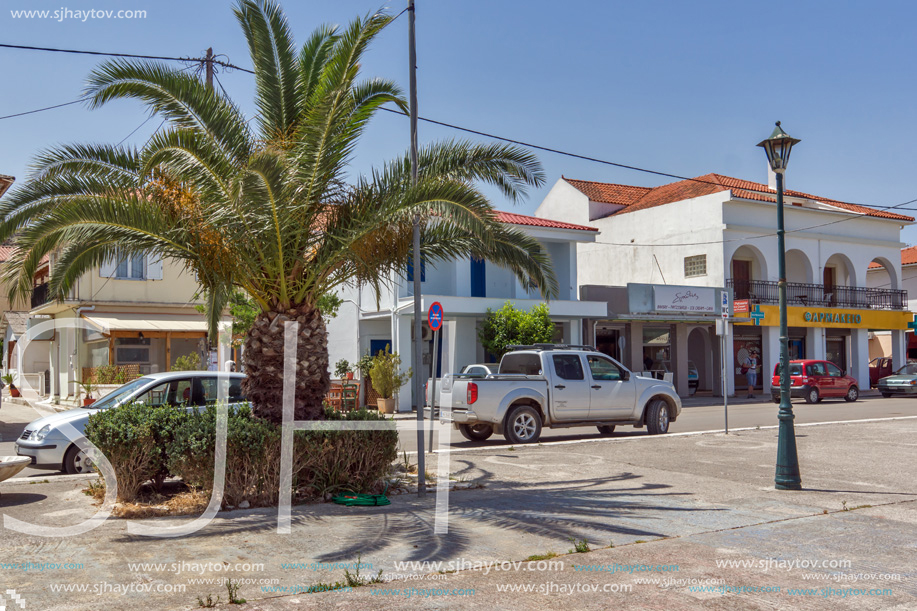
[332,484,390,506]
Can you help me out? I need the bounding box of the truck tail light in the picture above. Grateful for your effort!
[467,382,478,405]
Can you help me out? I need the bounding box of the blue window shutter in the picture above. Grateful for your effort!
[471,257,486,297]
[407,257,426,282]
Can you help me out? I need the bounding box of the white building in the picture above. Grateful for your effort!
[326,211,608,412]
[867,245,917,360]
[536,173,913,396]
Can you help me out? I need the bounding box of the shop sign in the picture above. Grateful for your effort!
[653,286,716,313]
[804,311,862,324]
[735,304,911,330]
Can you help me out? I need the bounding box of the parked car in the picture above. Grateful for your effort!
[770,360,858,404]
[876,362,917,397]
[16,371,246,474]
[440,345,681,443]
[869,357,894,388]
[425,363,499,408]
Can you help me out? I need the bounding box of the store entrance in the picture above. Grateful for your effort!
[826,337,847,372]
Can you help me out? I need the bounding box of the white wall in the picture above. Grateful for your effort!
[546,191,728,289]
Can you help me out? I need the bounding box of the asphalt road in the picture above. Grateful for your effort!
[396,392,917,454]
[3,393,916,478]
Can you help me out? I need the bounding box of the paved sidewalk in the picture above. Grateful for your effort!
[1,417,915,609]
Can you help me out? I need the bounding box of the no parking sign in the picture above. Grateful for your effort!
[428,302,443,331]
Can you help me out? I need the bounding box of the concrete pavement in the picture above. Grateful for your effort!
[1,415,916,609]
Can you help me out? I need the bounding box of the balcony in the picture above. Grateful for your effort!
[727,279,907,311]
[31,283,49,309]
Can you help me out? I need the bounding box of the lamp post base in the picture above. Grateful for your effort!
[775,407,802,490]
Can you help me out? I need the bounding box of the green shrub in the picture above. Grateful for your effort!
[85,406,157,502]
[296,408,399,497]
[172,352,202,371]
[369,345,411,399]
[169,404,285,507]
[167,404,397,507]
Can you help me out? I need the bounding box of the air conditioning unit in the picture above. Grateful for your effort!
[411,323,434,341]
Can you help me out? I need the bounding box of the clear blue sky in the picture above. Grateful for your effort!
[3,0,917,244]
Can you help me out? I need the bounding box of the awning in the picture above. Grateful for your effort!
[81,312,211,333]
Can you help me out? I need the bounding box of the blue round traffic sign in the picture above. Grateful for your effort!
[428,302,444,331]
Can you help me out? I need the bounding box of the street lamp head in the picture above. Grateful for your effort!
[757,121,801,174]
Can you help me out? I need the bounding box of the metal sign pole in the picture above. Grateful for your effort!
[723,330,729,434]
[428,329,439,453]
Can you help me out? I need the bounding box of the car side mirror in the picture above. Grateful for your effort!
[621,370,630,381]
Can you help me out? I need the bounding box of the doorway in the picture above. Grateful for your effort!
[733,259,751,300]
[826,337,847,371]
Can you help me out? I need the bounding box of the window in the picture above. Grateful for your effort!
[552,354,584,381]
[684,254,707,278]
[116,252,146,279]
[825,362,843,377]
[406,257,426,282]
[587,355,622,381]
[199,377,247,403]
[807,363,827,377]
[500,354,542,376]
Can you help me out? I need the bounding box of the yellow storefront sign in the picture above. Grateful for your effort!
[735,304,913,330]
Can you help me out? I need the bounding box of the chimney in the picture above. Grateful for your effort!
[767,162,777,190]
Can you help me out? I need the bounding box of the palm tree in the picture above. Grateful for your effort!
[0,0,556,423]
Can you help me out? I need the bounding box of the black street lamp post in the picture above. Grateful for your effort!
[757,121,803,491]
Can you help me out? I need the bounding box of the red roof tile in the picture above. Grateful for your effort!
[563,174,914,222]
[495,211,597,232]
[0,245,49,266]
[562,177,651,206]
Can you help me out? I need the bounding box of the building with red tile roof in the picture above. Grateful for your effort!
[536,173,914,398]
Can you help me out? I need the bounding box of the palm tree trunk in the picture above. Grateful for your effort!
[241,303,329,423]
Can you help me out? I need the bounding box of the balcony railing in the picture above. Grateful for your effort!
[31,283,49,309]
[727,279,907,311]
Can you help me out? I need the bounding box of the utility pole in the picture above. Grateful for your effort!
[408,0,426,496]
[205,47,214,89]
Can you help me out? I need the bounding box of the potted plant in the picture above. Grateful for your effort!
[2,373,20,398]
[333,358,354,380]
[369,345,411,414]
[79,380,96,406]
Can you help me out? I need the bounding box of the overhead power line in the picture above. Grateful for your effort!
[4,42,917,224]
[0,98,84,120]
[0,42,254,73]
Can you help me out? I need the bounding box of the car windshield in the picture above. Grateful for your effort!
[775,363,803,376]
[895,363,917,376]
[83,376,153,409]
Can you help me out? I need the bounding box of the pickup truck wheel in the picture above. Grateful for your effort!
[645,399,670,435]
[503,405,542,444]
[596,425,616,436]
[459,424,494,441]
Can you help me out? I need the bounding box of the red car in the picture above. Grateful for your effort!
[770,359,859,404]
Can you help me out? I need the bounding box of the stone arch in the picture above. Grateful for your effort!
[824,252,859,289]
[866,256,899,291]
[785,248,814,284]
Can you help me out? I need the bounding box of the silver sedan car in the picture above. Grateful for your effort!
[16,371,245,473]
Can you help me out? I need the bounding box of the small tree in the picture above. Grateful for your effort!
[173,352,202,371]
[478,302,555,360]
[369,345,411,399]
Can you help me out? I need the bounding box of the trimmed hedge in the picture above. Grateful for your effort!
[167,404,398,508]
[85,404,190,502]
[87,402,398,507]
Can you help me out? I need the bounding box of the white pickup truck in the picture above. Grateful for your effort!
[440,345,682,444]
